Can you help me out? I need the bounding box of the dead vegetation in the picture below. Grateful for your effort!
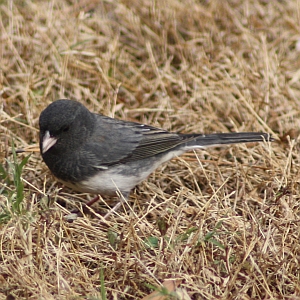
[1,0,300,299]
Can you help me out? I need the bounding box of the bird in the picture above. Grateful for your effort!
[39,99,272,217]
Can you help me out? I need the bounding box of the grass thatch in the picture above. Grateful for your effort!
[1,0,300,299]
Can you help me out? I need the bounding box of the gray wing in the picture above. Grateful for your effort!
[85,115,193,167]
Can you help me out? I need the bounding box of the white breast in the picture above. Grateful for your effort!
[64,148,187,195]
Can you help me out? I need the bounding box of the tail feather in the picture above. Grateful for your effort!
[185,132,272,148]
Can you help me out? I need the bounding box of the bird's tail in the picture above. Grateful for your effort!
[184,132,272,149]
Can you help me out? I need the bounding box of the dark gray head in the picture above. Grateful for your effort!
[39,99,96,155]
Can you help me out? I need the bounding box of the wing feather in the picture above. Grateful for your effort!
[86,115,194,166]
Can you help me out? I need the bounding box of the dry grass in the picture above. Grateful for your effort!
[1,0,300,299]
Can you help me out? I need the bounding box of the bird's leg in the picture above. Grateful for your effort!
[103,192,129,219]
[67,192,128,221]
[85,195,100,207]
[68,195,100,218]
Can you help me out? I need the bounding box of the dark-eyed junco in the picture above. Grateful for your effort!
[39,99,272,217]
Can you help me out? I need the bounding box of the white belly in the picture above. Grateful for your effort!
[63,149,186,195]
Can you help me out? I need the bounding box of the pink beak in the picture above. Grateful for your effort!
[42,131,57,153]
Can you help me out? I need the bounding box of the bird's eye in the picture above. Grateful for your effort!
[61,125,70,132]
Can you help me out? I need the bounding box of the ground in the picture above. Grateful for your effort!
[1,0,300,299]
